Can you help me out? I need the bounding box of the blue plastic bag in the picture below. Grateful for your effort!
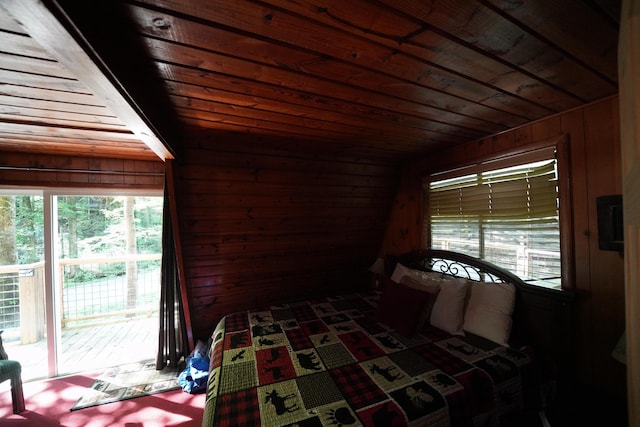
[178,344,210,394]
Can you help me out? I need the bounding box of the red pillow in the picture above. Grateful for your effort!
[375,278,436,337]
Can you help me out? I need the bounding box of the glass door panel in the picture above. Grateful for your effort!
[56,195,163,375]
[0,193,47,382]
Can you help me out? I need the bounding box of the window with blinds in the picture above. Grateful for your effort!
[427,156,561,288]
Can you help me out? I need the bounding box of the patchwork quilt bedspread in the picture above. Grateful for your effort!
[202,292,537,427]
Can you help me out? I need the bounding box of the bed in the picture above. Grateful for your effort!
[202,249,574,427]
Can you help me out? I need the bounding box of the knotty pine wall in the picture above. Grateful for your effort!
[173,133,399,340]
[381,95,626,399]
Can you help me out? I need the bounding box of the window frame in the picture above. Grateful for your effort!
[422,135,574,290]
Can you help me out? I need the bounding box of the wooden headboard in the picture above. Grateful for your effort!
[385,249,576,383]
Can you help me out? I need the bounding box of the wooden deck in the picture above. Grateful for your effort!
[1,316,159,386]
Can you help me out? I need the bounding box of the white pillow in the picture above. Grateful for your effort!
[463,281,516,345]
[390,263,424,283]
[391,262,460,283]
[429,277,469,335]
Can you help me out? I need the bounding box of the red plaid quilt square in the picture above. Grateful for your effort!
[292,304,318,322]
[330,363,386,410]
[225,312,250,332]
[214,388,260,427]
[210,340,224,369]
[286,328,313,351]
[413,343,473,375]
[338,331,385,361]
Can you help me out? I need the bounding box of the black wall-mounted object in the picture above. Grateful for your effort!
[597,195,624,252]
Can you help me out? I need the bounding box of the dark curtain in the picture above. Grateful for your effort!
[156,183,189,369]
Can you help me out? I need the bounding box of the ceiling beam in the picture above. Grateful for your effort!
[0,0,175,161]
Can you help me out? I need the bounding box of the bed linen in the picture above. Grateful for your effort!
[202,291,537,427]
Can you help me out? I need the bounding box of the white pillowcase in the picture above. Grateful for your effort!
[463,281,516,345]
[390,263,428,283]
[391,263,469,335]
[428,277,468,335]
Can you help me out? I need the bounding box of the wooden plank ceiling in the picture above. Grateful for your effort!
[0,0,620,163]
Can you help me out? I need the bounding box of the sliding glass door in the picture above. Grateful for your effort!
[0,189,162,380]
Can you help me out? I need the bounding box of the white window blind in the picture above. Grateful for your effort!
[427,156,560,286]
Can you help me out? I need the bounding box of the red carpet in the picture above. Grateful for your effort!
[0,373,204,426]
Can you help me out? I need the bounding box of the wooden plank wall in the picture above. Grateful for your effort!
[174,132,399,340]
[619,1,640,422]
[382,95,626,399]
[0,152,164,188]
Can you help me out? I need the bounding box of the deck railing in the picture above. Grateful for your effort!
[0,270,19,329]
[0,261,45,340]
[432,239,561,288]
[0,254,161,343]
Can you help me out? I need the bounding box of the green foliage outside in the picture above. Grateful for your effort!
[1,195,163,284]
[0,194,163,329]
[15,195,44,264]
